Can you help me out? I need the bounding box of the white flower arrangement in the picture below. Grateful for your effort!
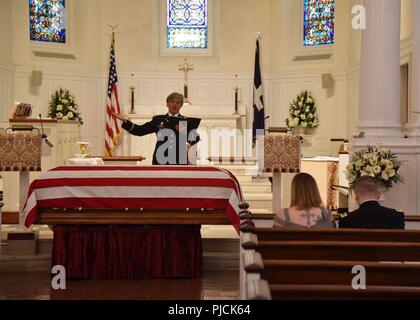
[346,146,403,191]
[286,90,319,130]
[48,88,83,124]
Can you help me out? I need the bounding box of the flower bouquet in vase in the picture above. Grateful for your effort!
[286,90,319,136]
[48,88,83,124]
[346,146,403,201]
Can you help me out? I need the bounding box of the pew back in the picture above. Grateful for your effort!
[246,259,420,286]
[246,228,420,242]
[243,240,420,261]
[268,284,420,300]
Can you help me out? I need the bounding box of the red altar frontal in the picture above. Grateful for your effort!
[22,165,243,279]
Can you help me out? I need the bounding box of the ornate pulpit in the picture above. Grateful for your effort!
[0,131,49,255]
[0,132,47,226]
[257,134,301,213]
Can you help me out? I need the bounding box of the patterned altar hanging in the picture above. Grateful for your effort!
[0,133,42,171]
[261,135,301,173]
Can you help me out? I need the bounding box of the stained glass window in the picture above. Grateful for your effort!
[29,0,66,44]
[303,0,335,46]
[167,0,207,49]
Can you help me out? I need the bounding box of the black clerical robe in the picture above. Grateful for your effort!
[122,114,200,165]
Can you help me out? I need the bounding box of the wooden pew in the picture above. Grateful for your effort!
[244,213,420,222]
[246,256,420,286]
[242,240,420,261]
[244,251,420,300]
[267,284,420,300]
[242,228,420,243]
[239,207,420,299]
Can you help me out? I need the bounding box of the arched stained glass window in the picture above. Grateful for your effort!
[166,0,208,49]
[29,0,66,44]
[303,0,335,46]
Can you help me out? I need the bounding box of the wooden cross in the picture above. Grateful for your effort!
[178,58,194,104]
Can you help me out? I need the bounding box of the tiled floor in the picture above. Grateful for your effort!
[0,270,239,300]
[0,224,239,300]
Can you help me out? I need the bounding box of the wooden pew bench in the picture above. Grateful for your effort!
[246,256,420,286]
[242,240,420,261]
[241,213,420,230]
[243,250,420,300]
[242,228,420,243]
[238,207,420,300]
[262,282,420,299]
[245,252,420,300]
[240,230,420,299]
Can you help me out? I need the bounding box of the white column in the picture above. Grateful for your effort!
[357,0,402,138]
[408,0,420,137]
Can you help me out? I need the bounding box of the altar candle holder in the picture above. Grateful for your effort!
[129,86,136,114]
[233,74,239,115]
[129,73,136,114]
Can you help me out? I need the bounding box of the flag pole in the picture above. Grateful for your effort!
[105,24,121,157]
[108,24,119,45]
[252,31,264,150]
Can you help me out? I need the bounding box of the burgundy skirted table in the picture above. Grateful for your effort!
[52,224,203,279]
[22,165,243,280]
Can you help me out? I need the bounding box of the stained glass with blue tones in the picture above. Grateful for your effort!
[167,0,208,49]
[303,0,335,46]
[30,0,66,43]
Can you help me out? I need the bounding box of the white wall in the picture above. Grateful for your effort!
[0,66,14,122]
[2,0,419,214]
[3,0,414,158]
[0,0,14,122]
[266,71,348,156]
[401,0,414,40]
[0,0,13,66]
[11,0,101,73]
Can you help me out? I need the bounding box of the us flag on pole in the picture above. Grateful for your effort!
[105,32,122,156]
[252,38,265,143]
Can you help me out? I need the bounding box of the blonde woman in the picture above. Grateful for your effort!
[274,173,335,228]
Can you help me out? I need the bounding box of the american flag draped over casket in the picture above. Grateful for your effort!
[22,165,243,231]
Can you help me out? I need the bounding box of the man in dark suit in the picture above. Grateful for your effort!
[339,176,405,229]
[112,92,200,165]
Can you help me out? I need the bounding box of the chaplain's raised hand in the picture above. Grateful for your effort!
[111,111,128,123]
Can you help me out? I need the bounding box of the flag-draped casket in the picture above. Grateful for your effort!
[22,165,244,279]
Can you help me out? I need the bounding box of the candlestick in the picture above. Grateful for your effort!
[129,86,135,114]
[129,73,136,114]
[233,74,239,115]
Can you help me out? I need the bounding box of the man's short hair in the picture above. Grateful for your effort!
[166,92,184,104]
[355,176,379,195]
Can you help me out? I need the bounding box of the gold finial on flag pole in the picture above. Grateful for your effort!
[256,32,262,40]
[108,24,119,32]
[108,24,119,43]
